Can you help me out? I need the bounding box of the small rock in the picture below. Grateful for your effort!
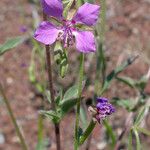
[0,132,5,144]
[6,77,13,84]
[97,141,107,150]
[132,28,139,35]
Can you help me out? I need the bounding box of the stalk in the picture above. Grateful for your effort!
[43,12,61,150]
[0,83,28,150]
[74,53,84,150]
[83,1,107,149]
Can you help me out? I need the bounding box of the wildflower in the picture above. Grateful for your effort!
[34,0,100,53]
[88,97,115,123]
[20,26,27,33]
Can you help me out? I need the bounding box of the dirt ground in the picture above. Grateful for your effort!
[0,0,150,150]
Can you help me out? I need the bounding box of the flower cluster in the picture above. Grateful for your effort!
[89,97,115,123]
[34,0,100,53]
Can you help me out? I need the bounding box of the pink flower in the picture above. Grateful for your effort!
[34,0,100,53]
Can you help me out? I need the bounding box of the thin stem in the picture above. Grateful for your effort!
[103,120,116,147]
[45,38,61,150]
[37,114,44,147]
[0,83,28,150]
[43,12,61,150]
[74,53,84,150]
[79,120,96,145]
[45,45,55,109]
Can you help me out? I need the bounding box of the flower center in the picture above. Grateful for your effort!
[58,20,76,48]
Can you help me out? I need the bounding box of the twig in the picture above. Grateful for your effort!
[74,53,84,150]
[43,12,61,150]
[0,83,28,150]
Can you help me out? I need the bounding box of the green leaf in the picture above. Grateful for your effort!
[79,120,96,145]
[60,58,68,78]
[45,89,62,106]
[112,98,135,111]
[133,128,141,150]
[135,76,148,91]
[116,76,136,88]
[80,106,87,128]
[63,0,74,17]
[134,106,149,126]
[55,89,63,106]
[100,56,138,95]
[60,98,77,117]
[103,120,116,147]
[62,0,71,5]
[62,85,78,102]
[136,127,150,136]
[36,115,46,150]
[0,36,24,55]
[76,0,84,7]
[58,85,84,119]
[78,127,83,139]
[40,110,60,124]
[28,61,36,83]
[45,90,51,104]
[36,139,49,150]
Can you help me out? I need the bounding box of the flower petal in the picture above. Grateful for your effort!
[41,0,63,19]
[97,97,108,103]
[74,31,96,53]
[34,21,60,45]
[73,3,100,26]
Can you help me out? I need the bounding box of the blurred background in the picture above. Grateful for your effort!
[0,0,150,150]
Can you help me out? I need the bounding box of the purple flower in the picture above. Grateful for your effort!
[20,26,28,33]
[96,97,115,123]
[34,0,100,53]
[88,97,115,123]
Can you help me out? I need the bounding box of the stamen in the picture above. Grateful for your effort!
[58,20,76,48]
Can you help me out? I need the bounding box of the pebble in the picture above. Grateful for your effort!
[97,141,107,150]
[6,77,13,85]
[0,132,5,144]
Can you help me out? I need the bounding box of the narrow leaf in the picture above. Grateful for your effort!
[116,76,136,88]
[134,106,149,126]
[63,0,74,17]
[128,131,133,150]
[103,120,116,146]
[62,85,78,102]
[0,37,24,55]
[136,126,150,137]
[112,98,135,111]
[36,115,46,150]
[60,98,77,117]
[80,106,87,128]
[133,128,141,150]
[40,110,60,123]
[100,56,138,94]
